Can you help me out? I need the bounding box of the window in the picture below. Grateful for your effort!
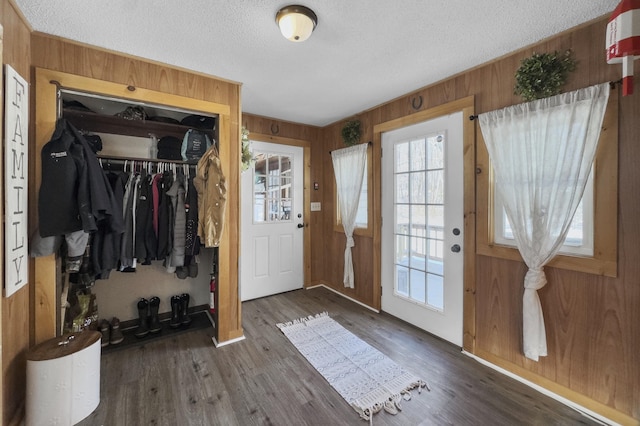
[493,170,594,257]
[336,161,368,228]
[476,91,618,277]
[334,146,373,235]
[253,152,293,223]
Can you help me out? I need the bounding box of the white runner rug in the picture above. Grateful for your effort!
[277,312,429,423]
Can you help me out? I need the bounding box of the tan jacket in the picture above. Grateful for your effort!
[193,145,226,247]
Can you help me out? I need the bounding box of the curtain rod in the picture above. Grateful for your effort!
[329,141,372,154]
[469,80,622,121]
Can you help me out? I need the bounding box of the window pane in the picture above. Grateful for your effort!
[411,205,426,238]
[410,138,426,171]
[268,154,279,176]
[396,204,409,235]
[396,235,409,266]
[428,205,444,228]
[268,199,280,221]
[396,173,409,204]
[427,170,444,204]
[409,269,426,303]
[427,134,444,169]
[410,236,426,269]
[254,153,267,175]
[396,265,409,297]
[280,155,291,176]
[410,171,426,204]
[281,198,292,221]
[254,196,266,223]
[280,177,291,198]
[395,141,410,173]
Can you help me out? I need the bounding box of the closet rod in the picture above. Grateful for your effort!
[97,154,196,166]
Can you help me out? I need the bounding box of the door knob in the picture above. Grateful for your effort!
[297,223,304,228]
[451,244,461,253]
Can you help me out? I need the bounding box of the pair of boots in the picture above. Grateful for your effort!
[135,297,162,338]
[99,317,124,346]
[170,293,192,329]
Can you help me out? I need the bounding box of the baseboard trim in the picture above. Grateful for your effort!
[306,283,380,313]
[462,350,622,426]
[212,335,246,347]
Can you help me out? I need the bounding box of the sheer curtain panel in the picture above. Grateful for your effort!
[332,143,368,288]
[478,83,610,361]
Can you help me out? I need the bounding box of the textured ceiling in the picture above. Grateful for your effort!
[14,1,617,127]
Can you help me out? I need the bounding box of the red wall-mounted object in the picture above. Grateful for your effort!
[606,0,640,95]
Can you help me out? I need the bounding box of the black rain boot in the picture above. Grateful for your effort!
[180,293,192,327]
[169,295,181,329]
[148,296,162,333]
[134,298,150,338]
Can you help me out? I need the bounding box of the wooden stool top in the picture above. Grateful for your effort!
[27,330,101,361]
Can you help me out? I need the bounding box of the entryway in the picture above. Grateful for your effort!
[380,111,464,347]
[240,140,305,301]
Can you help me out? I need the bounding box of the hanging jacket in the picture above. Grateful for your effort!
[167,173,187,268]
[193,145,226,248]
[135,172,157,264]
[93,171,127,279]
[39,119,124,278]
[184,175,200,257]
[39,119,90,236]
[156,170,174,260]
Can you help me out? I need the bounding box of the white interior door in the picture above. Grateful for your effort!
[241,141,304,301]
[381,112,464,346]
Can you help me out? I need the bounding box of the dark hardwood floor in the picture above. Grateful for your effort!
[79,287,599,425]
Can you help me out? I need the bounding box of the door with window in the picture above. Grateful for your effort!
[241,141,304,301]
[381,112,464,346]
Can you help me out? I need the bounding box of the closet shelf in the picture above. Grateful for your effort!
[63,108,214,141]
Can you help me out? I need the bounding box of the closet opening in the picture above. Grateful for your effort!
[42,87,222,349]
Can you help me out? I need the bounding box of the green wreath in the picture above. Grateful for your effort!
[341,120,361,146]
[514,50,577,101]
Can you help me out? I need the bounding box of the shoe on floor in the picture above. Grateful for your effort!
[110,317,124,345]
[99,319,110,347]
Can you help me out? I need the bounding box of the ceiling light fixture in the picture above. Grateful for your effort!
[276,5,317,42]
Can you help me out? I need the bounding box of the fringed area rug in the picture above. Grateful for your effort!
[277,312,429,423]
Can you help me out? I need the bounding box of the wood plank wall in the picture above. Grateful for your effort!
[1,1,31,424]
[319,17,639,423]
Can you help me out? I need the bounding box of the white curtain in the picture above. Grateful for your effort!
[332,143,368,288]
[479,83,610,361]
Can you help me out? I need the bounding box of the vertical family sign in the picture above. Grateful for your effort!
[4,65,28,297]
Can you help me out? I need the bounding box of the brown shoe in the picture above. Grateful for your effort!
[110,317,124,345]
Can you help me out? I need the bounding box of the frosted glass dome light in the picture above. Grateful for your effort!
[276,5,318,42]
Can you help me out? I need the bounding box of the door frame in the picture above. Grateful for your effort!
[372,96,476,352]
[242,133,312,290]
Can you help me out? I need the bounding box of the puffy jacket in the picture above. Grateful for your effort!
[193,145,226,247]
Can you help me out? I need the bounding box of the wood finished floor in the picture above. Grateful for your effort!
[79,287,598,425]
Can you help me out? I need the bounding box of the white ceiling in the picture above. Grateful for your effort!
[14,1,617,127]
